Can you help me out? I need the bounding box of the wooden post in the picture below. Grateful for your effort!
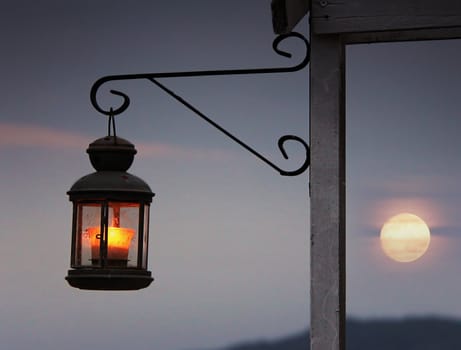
[271,2,461,349]
[309,32,346,350]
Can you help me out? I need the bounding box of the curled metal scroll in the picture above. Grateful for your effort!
[89,32,310,176]
[277,135,310,176]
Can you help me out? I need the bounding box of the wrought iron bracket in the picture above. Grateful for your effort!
[90,32,310,176]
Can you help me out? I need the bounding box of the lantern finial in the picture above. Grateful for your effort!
[87,136,137,172]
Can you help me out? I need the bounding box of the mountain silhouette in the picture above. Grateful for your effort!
[200,317,461,350]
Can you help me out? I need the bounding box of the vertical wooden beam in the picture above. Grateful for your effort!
[309,33,346,350]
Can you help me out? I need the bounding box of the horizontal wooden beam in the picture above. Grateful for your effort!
[311,0,461,35]
[344,27,461,44]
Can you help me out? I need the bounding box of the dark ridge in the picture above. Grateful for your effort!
[197,317,461,350]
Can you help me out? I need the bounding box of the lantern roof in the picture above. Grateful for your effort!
[68,171,154,201]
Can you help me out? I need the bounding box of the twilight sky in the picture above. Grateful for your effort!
[1,1,461,350]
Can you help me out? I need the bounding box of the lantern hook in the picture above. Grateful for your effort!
[107,108,117,138]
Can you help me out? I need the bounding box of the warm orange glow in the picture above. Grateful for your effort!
[87,226,135,260]
[380,213,431,263]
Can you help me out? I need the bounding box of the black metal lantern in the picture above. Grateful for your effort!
[66,136,154,290]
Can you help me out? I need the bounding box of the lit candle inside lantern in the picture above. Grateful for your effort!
[87,226,135,263]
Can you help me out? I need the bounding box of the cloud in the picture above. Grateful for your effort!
[0,122,233,161]
[367,174,461,197]
[136,141,233,161]
[0,122,91,150]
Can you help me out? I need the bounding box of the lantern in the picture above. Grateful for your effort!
[66,136,154,290]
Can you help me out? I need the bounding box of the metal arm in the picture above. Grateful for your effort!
[90,32,310,176]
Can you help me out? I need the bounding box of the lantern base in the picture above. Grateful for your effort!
[66,269,153,291]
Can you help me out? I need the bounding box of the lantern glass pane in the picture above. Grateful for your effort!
[104,202,140,268]
[142,204,150,269]
[74,203,101,267]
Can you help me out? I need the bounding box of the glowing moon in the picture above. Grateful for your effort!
[380,213,431,262]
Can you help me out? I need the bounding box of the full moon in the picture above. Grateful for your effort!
[380,213,431,262]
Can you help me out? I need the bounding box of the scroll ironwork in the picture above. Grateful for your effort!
[90,32,310,176]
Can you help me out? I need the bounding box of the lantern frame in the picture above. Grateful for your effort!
[66,136,155,291]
